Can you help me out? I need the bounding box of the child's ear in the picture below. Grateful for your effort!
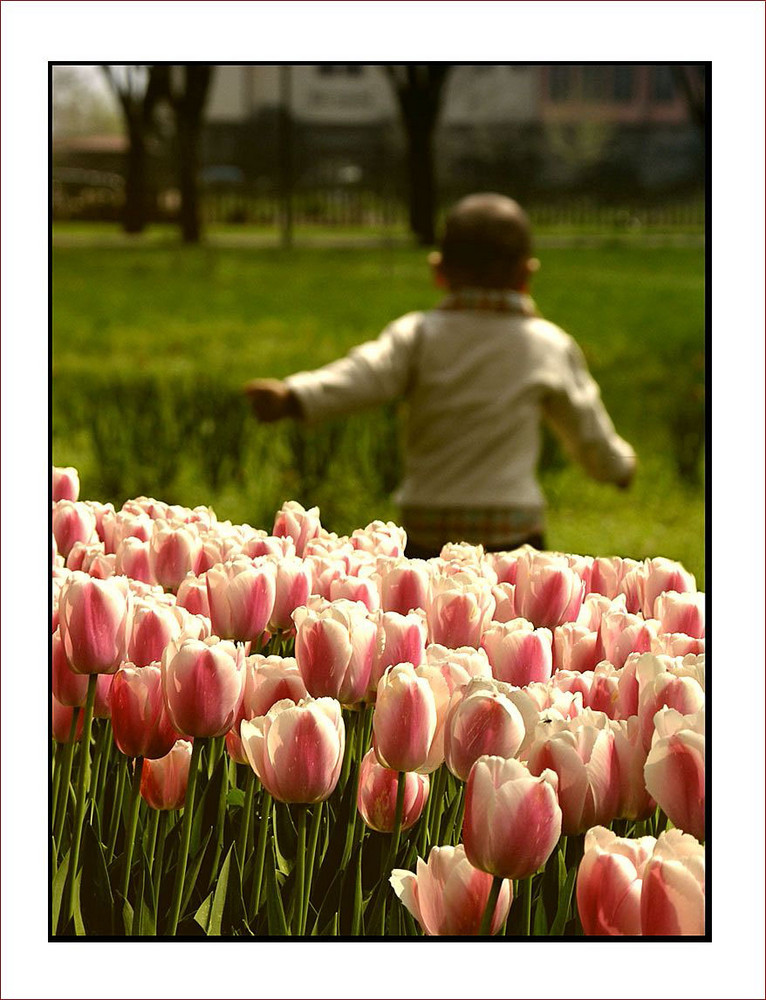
[428,251,448,289]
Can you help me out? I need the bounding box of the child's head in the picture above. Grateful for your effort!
[432,193,538,291]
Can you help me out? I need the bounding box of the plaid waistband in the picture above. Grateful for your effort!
[401,505,545,549]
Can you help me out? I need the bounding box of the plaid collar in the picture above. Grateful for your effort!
[437,288,538,316]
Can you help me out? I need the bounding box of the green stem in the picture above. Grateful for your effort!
[65,675,97,925]
[522,874,533,937]
[238,767,256,865]
[209,744,230,878]
[429,765,447,845]
[293,805,306,936]
[107,756,127,861]
[339,710,356,790]
[146,807,160,875]
[88,719,108,806]
[120,756,144,904]
[167,737,205,936]
[379,770,408,934]
[51,743,63,839]
[96,724,113,822]
[249,788,271,920]
[479,875,504,936]
[151,810,169,902]
[53,707,80,853]
[302,801,323,934]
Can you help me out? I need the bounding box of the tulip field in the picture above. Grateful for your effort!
[51,469,706,938]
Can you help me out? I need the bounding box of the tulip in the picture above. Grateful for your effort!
[369,610,428,697]
[293,599,377,705]
[52,627,88,707]
[88,553,116,579]
[526,710,621,835]
[114,536,156,585]
[127,599,186,668]
[58,572,132,674]
[613,716,655,820]
[52,466,80,502]
[65,540,104,573]
[618,566,645,614]
[329,571,380,612]
[599,606,658,669]
[206,556,276,642]
[52,500,98,559]
[488,551,519,585]
[351,520,407,558]
[373,662,451,773]
[644,708,705,842]
[636,653,705,750]
[654,591,705,639]
[515,553,584,629]
[357,749,429,832]
[640,829,705,936]
[52,695,84,743]
[242,532,297,561]
[140,739,193,810]
[576,826,656,936]
[481,619,553,687]
[641,557,697,619]
[272,500,321,557]
[463,755,562,880]
[391,845,512,936]
[379,558,431,616]
[226,655,308,763]
[427,573,495,649]
[270,556,313,631]
[423,643,492,697]
[149,520,203,591]
[553,622,600,673]
[444,678,525,781]
[240,696,344,803]
[162,636,245,738]
[576,592,613,632]
[586,556,637,600]
[103,509,153,555]
[490,582,517,623]
[93,673,113,719]
[111,663,180,759]
[176,572,210,617]
[651,632,705,658]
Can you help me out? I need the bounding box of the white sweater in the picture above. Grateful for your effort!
[286,295,635,512]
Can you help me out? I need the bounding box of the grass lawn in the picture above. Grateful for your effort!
[52,228,706,583]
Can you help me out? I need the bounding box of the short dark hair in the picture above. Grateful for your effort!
[439,193,532,288]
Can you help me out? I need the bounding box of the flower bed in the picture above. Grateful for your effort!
[51,466,705,938]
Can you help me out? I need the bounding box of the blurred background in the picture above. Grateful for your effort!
[51,63,706,580]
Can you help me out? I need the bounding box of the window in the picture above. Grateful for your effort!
[613,65,635,102]
[549,65,571,101]
[582,65,609,100]
[652,65,676,102]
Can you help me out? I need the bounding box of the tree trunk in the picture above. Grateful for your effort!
[177,117,201,244]
[123,122,146,234]
[405,120,437,245]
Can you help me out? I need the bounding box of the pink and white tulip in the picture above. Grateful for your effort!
[293,599,377,705]
[373,662,451,774]
[369,610,428,697]
[379,559,431,615]
[111,662,180,759]
[270,556,313,631]
[58,572,132,675]
[481,619,553,687]
[644,707,705,842]
[357,750,429,832]
[427,573,495,649]
[52,466,80,502]
[240,696,344,803]
[149,520,204,591]
[515,552,584,629]
[161,636,245,738]
[272,500,321,557]
[577,826,656,936]
[463,755,562,880]
[140,739,193,810]
[52,500,98,559]
[444,678,525,781]
[640,829,705,936]
[206,556,277,642]
[391,845,512,936]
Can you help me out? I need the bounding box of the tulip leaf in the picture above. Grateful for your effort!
[227,788,245,810]
[80,822,115,936]
[194,892,213,934]
[207,845,234,936]
[550,866,577,936]
[190,751,227,858]
[438,787,463,844]
[180,827,214,918]
[122,899,134,937]
[266,842,289,936]
[533,895,548,936]
[271,803,293,877]
[51,849,70,935]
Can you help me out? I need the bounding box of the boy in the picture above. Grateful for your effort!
[244,193,636,558]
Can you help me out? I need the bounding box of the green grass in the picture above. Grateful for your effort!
[52,231,705,583]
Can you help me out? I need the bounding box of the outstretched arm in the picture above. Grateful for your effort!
[542,339,637,489]
[243,313,422,424]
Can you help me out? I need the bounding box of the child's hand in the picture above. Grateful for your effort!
[243,378,301,422]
